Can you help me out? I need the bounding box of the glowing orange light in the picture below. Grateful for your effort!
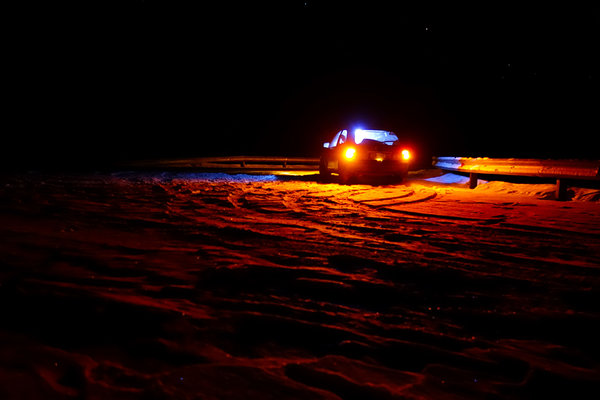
[401,149,411,160]
[345,147,356,159]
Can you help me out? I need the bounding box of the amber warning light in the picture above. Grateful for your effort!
[402,149,411,161]
[345,147,356,160]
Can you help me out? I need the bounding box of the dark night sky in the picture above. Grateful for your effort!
[5,1,599,169]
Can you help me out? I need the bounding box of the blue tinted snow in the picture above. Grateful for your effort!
[113,172,278,183]
[425,173,470,184]
[188,173,278,182]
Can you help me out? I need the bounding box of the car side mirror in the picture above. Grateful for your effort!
[323,142,330,149]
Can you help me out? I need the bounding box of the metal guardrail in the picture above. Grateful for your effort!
[126,156,321,171]
[433,157,600,200]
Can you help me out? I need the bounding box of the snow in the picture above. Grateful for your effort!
[425,172,475,185]
[114,171,279,183]
[1,170,599,399]
[423,172,600,203]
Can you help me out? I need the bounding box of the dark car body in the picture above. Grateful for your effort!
[319,129,410,184]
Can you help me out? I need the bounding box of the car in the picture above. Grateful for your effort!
[320,128,411,184]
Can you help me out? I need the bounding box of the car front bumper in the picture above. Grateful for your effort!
[341,159,409,176]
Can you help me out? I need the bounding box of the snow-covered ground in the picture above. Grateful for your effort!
[424,170,600,202]
[1,170,599,399]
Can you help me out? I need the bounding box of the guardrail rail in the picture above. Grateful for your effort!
[126,156,321,171]
[433,157,600,200]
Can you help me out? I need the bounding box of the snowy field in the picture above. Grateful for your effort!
[1,170,599,399]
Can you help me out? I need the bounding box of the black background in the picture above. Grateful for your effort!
[5,1,599,169]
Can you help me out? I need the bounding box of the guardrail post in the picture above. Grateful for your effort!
[469,173,478,189]
[556,179,567,201]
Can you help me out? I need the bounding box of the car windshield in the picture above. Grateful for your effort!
[354,129,398,145]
